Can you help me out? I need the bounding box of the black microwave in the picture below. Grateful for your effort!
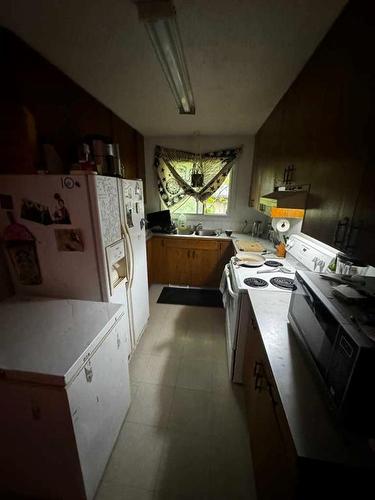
[288,271,375,434]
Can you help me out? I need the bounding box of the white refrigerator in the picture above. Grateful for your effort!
[0,296,130,500]
[0,174,149,354]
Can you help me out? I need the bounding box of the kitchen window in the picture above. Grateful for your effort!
[169,161,233,216]
[154,145,241,217]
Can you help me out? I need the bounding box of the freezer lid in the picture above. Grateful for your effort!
[0,296,124,386]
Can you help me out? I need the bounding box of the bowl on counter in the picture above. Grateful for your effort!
[225,230,233,237]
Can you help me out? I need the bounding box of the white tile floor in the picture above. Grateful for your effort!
[96,285,256,500]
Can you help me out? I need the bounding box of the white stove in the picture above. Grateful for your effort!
[231,257,297,292]
[222,233,338,383]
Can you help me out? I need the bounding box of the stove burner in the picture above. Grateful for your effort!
[244,277,268,288]
[270,277,296,290]
[264,260,283,268]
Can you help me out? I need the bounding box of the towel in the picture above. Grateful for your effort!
[220,266,228,307]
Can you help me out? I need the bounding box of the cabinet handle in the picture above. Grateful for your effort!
[267,382,278,406]
[333,217,350,248]
[253,360,262,377]
[345,222,361,252]
[251,316,257,331]
[253,361,263,391]
[254,373,262,391]
[84,361,93,383]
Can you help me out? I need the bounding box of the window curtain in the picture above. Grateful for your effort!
[153,145,242,208]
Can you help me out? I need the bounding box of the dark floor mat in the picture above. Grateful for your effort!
[157,287,223,308]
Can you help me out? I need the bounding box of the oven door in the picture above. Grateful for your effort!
[223,265,240,378]
[288,273,340,380]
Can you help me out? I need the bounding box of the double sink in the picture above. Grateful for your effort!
[177,228,217,236]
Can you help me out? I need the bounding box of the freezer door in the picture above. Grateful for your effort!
[0,175,102,300]
[120,180,149,347]
[95,176,122,247]
[67,314,131,500]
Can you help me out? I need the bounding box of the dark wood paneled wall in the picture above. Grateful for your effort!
[250,0,375,260]
[0,28,144,179]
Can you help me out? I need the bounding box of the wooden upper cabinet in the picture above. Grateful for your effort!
[0,28,144,176]
[249,1,375,261]
[345,158,375,263]
[69,94,112,139]
[250,98,285,209]
[111,114,138,179]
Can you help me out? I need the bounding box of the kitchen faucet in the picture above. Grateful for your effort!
[194,222,203,231]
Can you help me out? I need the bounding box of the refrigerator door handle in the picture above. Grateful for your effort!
[122,222,134,288]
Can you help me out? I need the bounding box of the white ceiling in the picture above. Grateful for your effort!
[0,0,346,136]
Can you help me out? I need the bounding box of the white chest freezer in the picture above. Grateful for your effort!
[0,297,131,500]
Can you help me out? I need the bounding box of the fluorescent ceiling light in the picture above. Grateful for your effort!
[136,1,195,115]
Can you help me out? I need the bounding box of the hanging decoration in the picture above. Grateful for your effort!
[190,133,204,188]
[191,161,204,188]
[153,145,241,208]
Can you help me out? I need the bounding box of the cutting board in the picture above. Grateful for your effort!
[236,240,265,252]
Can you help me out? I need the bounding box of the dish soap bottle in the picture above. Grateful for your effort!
[177,213,186,229]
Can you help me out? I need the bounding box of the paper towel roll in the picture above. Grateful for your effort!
[276,219,290,233]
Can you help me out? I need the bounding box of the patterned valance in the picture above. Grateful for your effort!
[153,145,242,208]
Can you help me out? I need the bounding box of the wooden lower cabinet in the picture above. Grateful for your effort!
[150,237,168,284]
[243,312,372,499]
[166,246,192,285]
[146,238,152,286]
[244,317,296,500]
[148,236,234,287]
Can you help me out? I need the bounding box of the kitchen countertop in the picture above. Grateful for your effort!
[147,230,276,254]
[248,289,375,467]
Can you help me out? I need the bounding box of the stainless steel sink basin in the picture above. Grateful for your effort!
[195,229,216,236]
[177,228,195,235]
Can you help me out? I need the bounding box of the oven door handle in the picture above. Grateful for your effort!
[299,280,315,308]
[225,265,238,298]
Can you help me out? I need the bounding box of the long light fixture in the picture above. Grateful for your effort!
[135,0,195,114]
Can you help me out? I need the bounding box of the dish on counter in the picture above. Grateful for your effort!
[233,254,265,267]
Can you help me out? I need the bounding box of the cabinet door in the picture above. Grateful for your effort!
[111,114,138,179]
[190,239,221,287]
[191,248,220,287]
[146,238,153,286]
[249,98,285,209]
[345,158,375,265]
[246,329,296,500]
[151,238,169,284]
[166,246,192,285]
[67,316,130,500]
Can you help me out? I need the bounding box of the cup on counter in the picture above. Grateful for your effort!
[251,220,262,237]
[275,242,286,257]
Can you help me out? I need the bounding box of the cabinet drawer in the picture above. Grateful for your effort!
[164,237,220,250]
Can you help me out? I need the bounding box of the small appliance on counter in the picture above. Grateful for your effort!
[288,271,375,434]
[146,209,175,233]
[335,252,369,276]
